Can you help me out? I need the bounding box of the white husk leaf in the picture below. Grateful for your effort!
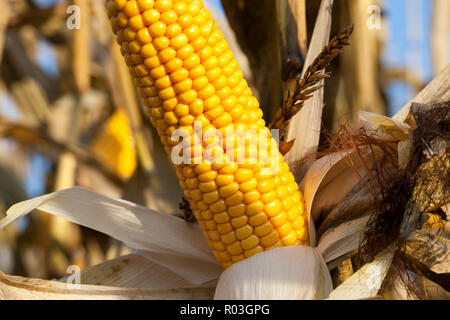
[317,215,369,264]
[0,187,222,285]
[285,0,334,171]
[213,246,332,300]
[327,247,395,300]
[72,252,205,289]
[359,111,410,141]
[0,270,214,300]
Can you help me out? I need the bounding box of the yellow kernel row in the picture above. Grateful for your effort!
[107,0,309,268]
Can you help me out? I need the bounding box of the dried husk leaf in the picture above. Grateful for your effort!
[0,187,222,285]
[359,111,410,141]
[285,0,334,177]
[0,270,214,300]
[214,246,332,300]
[327,247,395,300]
[318,216,369,266]
[71,252,206,289]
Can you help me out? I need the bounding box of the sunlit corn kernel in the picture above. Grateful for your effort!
[281,230,297,246]
[154,0,172,12]
[217,182,237,198]
[262,198,283,219]
[160,9,177,25]
[243,190,260,204]
[196,200,208,211]
[215,174,233,187]
[124,1,140,17]
[204,220,217,231]
[148,21,166,37]
[217,223,232,234]
[260,231,279,248]
[276,221,292,238]
[206,67,221,82]
[158,47,176,63]
[260,190,277,204]
[153,36,170,50]
[270,212,288,228]
[216,250,231,263]
[197,170,217,183]
[154,75,171,89]
[243,201,262,217]
[208,230,221,241]
[150,65,166,78]
[190,64,206,78]
[231,254,245,263]
[226,242,243,256]
[129,15,145,31]
[162,97,177,110]
[198,182,216,194]
[190,189,202,201]
[231,215,248,229]
[243,245,263,258]
[225,205,246,220]
[178,13,194,28]
[141,43,157,58]
[239,178,257,193]
[173,78,193,93]
[142,9,160,24]
[186,177,198,189]
[203,190,219,204]
[137,0,154,11]
[123,28,136,41]
[221,231,236,245]
[222,191,242,207]
[248,210,267,227]
[241,234,259,250]
[234,168,253,183]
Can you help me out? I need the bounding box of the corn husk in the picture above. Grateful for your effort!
[214,246,332,300]
[0,270,213,300]
[0,187,222,285]
[327,247,395,300]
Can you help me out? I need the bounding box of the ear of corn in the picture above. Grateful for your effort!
[107,0,308,268]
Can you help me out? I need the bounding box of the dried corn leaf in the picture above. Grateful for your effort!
[0,270,214,300]
[0,187,222,285]
[327,247,395,300]
[70,252,205,289]
[286,0,334,178]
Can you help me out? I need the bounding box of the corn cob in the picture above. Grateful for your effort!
[106,0,308,268]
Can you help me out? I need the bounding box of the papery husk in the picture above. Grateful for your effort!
[0,187,222,285]
[285,0,334,178]
[214,246,332,300]
[0,270,214,300]
[327,247,395,300]
[68,252,215,289]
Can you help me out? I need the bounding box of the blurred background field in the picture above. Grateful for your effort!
[0,0,448,280]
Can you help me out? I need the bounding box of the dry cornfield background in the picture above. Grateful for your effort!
[0,0,448,300]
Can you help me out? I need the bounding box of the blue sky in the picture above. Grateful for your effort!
[382,0,433,115]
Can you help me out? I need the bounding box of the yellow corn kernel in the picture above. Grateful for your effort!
[226,242,243,256]
[107,0,308,269]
